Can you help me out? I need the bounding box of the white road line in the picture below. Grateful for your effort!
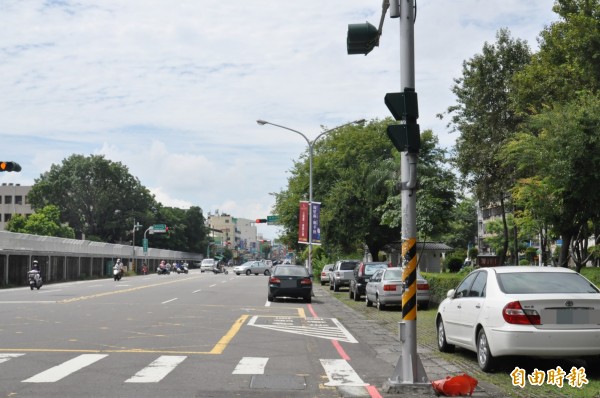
[161,298,178,304]
[192,289,202,293]
[232,357,269,374]
[265,301,271,307]
[0,353,24,364]
[320,359,368,387]
[209,284,217,288]
[125,355,186,383]
[22,354,107,383]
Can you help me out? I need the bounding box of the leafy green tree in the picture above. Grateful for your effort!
[6,205,75,238]
[28,154,157,242]
[441,196,478,252]
[447,28,532,265]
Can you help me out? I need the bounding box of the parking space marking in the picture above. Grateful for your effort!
[232,357,269,374]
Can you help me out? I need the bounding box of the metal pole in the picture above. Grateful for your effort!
[388,0,428,386]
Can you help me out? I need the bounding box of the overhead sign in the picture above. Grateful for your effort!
[153,224,167,233]
[267,215,280,224]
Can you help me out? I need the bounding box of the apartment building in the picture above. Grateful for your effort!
[0,183,33,230]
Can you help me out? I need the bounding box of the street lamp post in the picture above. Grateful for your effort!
[132,219,142,272]
[256,118,365,272]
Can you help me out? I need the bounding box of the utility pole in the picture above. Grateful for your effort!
[347,0,428,390]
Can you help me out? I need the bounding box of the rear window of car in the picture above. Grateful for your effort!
[497,272,600,294]
[275,266,309,277]
[384,268,403,280]
[339,262,358,270]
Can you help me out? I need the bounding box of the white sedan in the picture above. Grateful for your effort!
[233,260,271,276]
[436,266,600,372]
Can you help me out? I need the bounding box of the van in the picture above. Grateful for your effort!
[200,258,215,272]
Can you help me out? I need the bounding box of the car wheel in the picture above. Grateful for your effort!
[320,281,325,286]
[264,270,270,276]
[245,269,251,276]
[366,295,373,307]
[376,296,386,311]
[436,317,455,353]
[477,328,497,372]
[305,296,312,303]
[419,302,429,311]
[329,283,333,291]
[236,273,240,275]
[353,290,361,301]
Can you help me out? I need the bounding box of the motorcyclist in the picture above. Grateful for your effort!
[28,260,42,287]
[113,258,124,277]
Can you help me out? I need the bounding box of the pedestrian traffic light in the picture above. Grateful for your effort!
[255,219,268,223]
[0,161,21,172]
[387,124,421,153]
[347,22,379,55]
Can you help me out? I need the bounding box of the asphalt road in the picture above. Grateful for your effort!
[0,270,395,398]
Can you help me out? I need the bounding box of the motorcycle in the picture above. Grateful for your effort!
[212,266,228,275]
[28,270,43,290]
[113,266,123,281]
[157,267,170,275]
[174,265,188,274]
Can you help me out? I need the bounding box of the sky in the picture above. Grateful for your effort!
[0,1,559,240]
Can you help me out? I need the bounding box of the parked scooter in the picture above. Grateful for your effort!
[28,270,43,290]
[212,265,228,275]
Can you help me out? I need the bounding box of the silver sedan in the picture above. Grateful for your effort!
[233,261,271,276]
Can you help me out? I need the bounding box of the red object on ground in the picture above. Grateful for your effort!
[431,374,478,396]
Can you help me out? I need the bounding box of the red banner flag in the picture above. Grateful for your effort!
[298,201,309,244]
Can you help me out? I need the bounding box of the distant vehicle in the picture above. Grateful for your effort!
[436,266,600,372]
[365,267,403,310]
[200,259,216,272]
[263,260,273,268]
[268,265,313,303]
[330,260,360,292]
[233,261,271,276]
[320,264,334,286]
[349,262,388,301]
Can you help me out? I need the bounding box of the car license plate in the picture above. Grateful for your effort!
[281,279,297,288]
[554,308,593,324]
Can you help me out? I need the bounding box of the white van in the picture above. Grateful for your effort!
[200,258,215,272]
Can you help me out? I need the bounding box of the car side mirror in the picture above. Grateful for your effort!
[446,289,456,299]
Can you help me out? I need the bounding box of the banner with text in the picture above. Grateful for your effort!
[311,202,321,245]
[298,201,309,244]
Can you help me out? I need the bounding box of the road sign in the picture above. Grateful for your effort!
[153,224,166,233]
[143,238,148,253]
[267,215,280,224]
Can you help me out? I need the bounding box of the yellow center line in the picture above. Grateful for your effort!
[209,315,249,354]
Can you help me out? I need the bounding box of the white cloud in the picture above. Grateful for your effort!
[0,1,558,239]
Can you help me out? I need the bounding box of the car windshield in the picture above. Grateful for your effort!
[339,262,358,270]
[275,266,309,277]
[384,268,402,280]
[365,263,387,275]
[497,272,600,294]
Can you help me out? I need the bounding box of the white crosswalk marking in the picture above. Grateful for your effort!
[320,359,368,387]
[0,353,24,364]
[22,354,108,383]
[125,355,186,383]
[232,357,269,374]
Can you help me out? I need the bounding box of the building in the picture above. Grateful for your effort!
[0,183,33,230]
[206,211,259,259]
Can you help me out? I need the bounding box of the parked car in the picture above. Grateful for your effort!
[320,264,334,286]
[349,262,388,301]
[200,258,215,272]
[330,260,360,291]
[233,260,271,276]
[365,267,403,310]
[268,265,313,303]
[436,266,600,372]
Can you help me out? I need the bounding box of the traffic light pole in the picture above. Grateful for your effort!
[388,0,428,387]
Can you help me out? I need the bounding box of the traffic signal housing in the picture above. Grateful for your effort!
[255,219,268,224]
[0,161,21,172]
[347,22,379,55]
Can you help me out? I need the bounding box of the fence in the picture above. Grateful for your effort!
[0,231,204,287]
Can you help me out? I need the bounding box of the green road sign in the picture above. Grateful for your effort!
[267,215,280,224]
[153,224,166,232]
[143,238,148,253]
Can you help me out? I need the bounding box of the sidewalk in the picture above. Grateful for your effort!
[313,284,508,398]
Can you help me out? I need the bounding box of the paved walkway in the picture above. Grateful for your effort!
[313,285,509,397]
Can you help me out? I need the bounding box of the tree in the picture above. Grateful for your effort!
[441,196,478,252]
[6,205,75,238]
[28,154,157,242]
[502,92,600,270]
[447,28,532,265]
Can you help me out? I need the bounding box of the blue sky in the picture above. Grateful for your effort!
[0,1,558,239]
